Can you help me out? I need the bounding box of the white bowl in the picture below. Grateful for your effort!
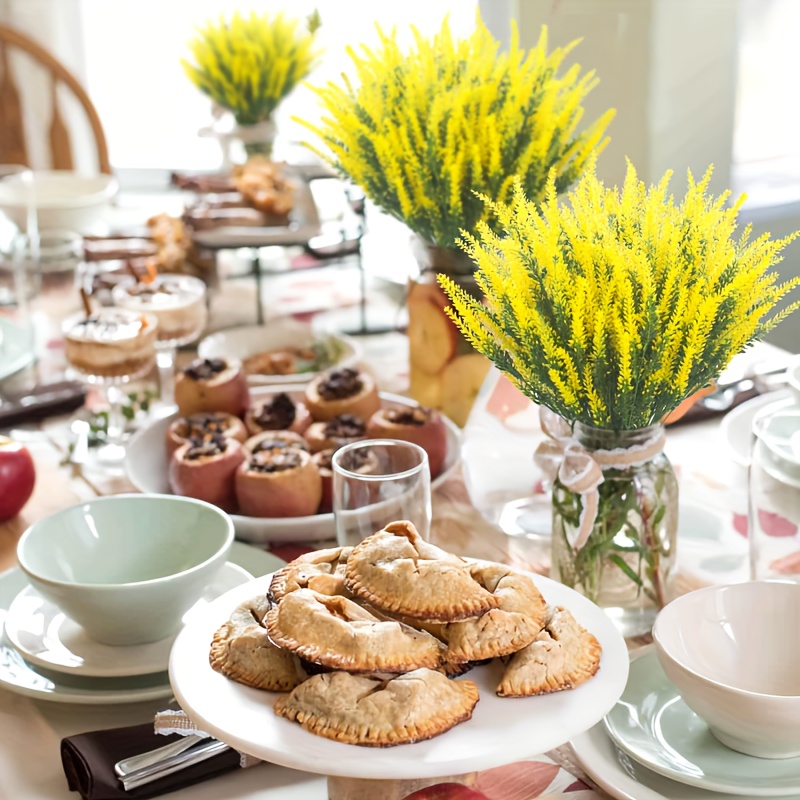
[653,581,800,758]
[124,386,461,543]
[198,320,362,387]
[0,170,118,234]
[16,494,234,646]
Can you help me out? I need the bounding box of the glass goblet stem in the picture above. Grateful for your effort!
[156,345,177,408]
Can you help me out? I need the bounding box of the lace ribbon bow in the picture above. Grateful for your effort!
[533,408,666,552]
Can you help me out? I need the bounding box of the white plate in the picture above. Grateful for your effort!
[0,542,284,704]
[0,317,34,382]
[572,651,800,800]
[125,387,461,544]
[5,562,251,679]
[720,390,793,466]
[198,320,362,387]
[170,570,629,780]
[603,648,800,796]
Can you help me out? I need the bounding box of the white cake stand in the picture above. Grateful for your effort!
[169,572,629,800]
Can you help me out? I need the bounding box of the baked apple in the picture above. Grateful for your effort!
[165,412,247,457]
[304,413,366,454]
[174,358,249,417]
[235,447,322,518]
[312,449,334,513]
[366,406,448,478]
[168,434,245,512]
[304,368,380,422]
[243,430,309,455]
[244,392,311,436]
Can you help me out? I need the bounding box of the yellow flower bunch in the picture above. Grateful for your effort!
[183,10,321,125]
[441,163,800,429]
[301,18,614,253]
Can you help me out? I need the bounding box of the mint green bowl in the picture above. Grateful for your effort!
[17,494,234,646]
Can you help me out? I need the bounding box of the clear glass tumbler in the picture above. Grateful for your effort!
[332,439,432,547]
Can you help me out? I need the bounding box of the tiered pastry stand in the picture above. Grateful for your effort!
[170,573,629,800]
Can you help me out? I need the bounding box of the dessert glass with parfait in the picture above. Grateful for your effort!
[63,307,158,469]
[112,274,207,413]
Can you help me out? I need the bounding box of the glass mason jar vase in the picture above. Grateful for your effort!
[550,422,678,637]
[407,237,490,427]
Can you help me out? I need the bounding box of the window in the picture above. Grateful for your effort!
[78,0,478,171]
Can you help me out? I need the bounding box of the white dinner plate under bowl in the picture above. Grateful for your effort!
[197,320,362,387]
[720,390,793,467]
[0,542,283,705]
[4,562,250,678]
[170,570,629,781]
[571,648,800,800]
[125,387,461,544]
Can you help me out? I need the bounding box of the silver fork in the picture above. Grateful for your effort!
[114,733,207,778]
[119,739,231,791]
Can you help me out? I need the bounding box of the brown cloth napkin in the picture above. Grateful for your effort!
[61,723,242,800]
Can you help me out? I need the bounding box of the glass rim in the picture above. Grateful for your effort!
[331,438,429,482]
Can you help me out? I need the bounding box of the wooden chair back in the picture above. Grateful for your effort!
[0,24,111,174]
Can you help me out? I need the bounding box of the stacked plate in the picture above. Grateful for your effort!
[0,542,283,705]
[572,647,800,799]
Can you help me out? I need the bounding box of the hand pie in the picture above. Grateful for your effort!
[274,668,480,746]
[269,546,352,602]
[443,561,548,663]
[266,589,444,672]
[209,596,307,691]
[496,606,602,697]
[344,521,500,622]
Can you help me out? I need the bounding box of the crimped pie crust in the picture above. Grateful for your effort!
[266,589,445,672]
[273,668,480,747]
[344,521,500,622]
[496,606,602,697]
[269,546,353,602]
[209,596,306,691]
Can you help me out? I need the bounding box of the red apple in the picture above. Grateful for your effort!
[165,412,247,457]
[235,448,322,517]
[0,436,35,522]
[174,358,250,417]
[169,436,245,512]
[244,393,312,436]
[304,368,380,422]
[304,414,367,454]
[312,449,334,513]
[243,430,309,455]
[403,784,490,800]
[366,406,448,478]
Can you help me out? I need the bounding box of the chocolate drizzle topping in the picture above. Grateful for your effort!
[183,358,227,381]
[184,432,228,459]
[248,448,303,473]
[385,406,430,426]
[317,368,363,401]
[323,414,365,439]
[253,393,296,430]
[176,413,230,439]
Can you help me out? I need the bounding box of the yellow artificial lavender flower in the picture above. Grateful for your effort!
[441,162,800,429]
[183,10,321,125]
[299,17,614,255]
